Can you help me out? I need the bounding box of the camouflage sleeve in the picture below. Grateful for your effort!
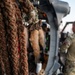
[28,7,39,24]
[60,35,73,53]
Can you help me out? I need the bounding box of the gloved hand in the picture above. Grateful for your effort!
[59,52,66,66]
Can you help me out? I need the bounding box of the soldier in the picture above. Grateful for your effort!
[60,21,75,75]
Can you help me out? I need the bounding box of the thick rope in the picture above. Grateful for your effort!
[14,2,29,75]
[19,0,34,13]
[0,52,5,75]
[1,0,19,75]
[0,6,11,75]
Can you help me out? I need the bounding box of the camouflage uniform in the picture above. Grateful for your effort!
[60,34,75,75]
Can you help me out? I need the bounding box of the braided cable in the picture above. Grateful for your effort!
[0,52,5,75]
[14,2,29,75]
[0,6,11,75]
[19,0,34,13]
[2,0,19,75]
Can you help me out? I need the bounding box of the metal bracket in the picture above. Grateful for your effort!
[39,0,70,75]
